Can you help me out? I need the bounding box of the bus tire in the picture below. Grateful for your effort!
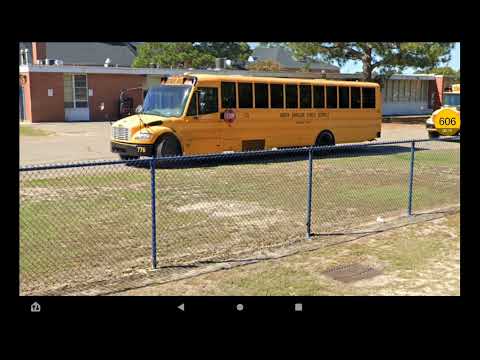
[428,131,440,139]
[315,131,335,146]
[154,134,182,157]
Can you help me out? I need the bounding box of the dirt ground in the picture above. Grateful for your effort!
[114,211,460,296]
[19,122,432,165]
[19,120,459,296]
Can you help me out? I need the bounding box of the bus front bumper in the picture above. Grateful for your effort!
[111,141,154,157]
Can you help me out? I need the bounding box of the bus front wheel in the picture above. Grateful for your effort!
[154,134,182,157]
[315,131,335,146]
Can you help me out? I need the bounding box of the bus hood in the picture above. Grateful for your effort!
[113,114,168,128]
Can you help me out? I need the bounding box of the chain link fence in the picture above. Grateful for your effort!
[19,137,460,295]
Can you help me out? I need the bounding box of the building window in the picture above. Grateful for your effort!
[254,83,269,108]
[362,87,376,108]
[410,80,417,102]
[64,74,88,109]
[405,80,411,102]
[326,86,337,108]
[421,81,429,103]
[300,85,312,108]
[393,80,400,102]
[339,87,349,108]
[313,86,325,108]
[270,84,284,108]
[351,87,361,108]
[410,80,416,102]
[400,80,407,102]
[198,87,218,115]
[387,80,394,102]
[285,84,298,108]
[221,82,236,108]
[238,83,253,108]
[417,81,422,102]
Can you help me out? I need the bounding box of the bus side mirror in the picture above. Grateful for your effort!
[135,105,143,114]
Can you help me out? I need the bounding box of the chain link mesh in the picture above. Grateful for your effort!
[20,160,152,295]
[19,138,460,295]
[310,138,459,236]
[412,139,460,214]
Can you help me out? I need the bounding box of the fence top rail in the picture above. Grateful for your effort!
[19,136,460,172]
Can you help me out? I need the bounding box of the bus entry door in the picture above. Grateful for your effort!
[182,88,222,155]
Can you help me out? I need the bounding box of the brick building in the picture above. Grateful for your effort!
[19,42,148,123]
[19,65,148,122]
[19,42,456,122]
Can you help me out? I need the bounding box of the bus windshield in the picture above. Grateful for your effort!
[142,85,192,117]
[443,93,460,107]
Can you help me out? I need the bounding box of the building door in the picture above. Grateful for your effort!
[64,74,90,121]
[19,85,25,122]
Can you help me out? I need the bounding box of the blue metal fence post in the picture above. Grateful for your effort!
[150,157,157,269]
[407,141,416,217]
[306,147,313,239]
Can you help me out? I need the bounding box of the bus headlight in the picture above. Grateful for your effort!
[134,131,153,140]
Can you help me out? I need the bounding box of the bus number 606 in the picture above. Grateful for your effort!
[439,117,456,126]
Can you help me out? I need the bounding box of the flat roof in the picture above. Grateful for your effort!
[19,64,440,81]
[19,64,178,76]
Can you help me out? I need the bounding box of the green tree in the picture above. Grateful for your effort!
[247,59,281,71]
[417,66,460,81]
[133,42,216,69]
[286,42,455,81]
[133,42,252,69]
[195,42,252,62]
[258,42,290,49]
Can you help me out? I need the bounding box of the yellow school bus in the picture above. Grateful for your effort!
[111,73,382,159]
[426,83,460,138]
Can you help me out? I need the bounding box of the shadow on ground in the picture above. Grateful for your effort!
[125,144,426,170]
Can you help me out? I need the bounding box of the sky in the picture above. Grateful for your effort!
[248,42,460,73]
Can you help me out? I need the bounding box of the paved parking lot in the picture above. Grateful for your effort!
[20,121,433,166]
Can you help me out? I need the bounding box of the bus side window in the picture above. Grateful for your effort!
[313,86,325,108]
[270,84,284,108]
[221,82,237,109]
[254,83,269,108]
[300,85,312,108]
[327,86,338,109]
[351,87,361,108]
[339,87,349,108]
[198,87,218,115]
[362,87,376,108]
[286,84,298,108]
[187,91,198,116]
[238,83,253,108]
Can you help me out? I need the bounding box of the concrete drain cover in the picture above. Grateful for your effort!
[322,263,382,283]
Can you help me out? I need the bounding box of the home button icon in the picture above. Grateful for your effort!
[31,302,41,313]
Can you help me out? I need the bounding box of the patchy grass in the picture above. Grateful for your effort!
[118,212,459,296]
[20,125,54,137]
[19,145,460,295]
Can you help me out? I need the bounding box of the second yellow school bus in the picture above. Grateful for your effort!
[111,73,382,159]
